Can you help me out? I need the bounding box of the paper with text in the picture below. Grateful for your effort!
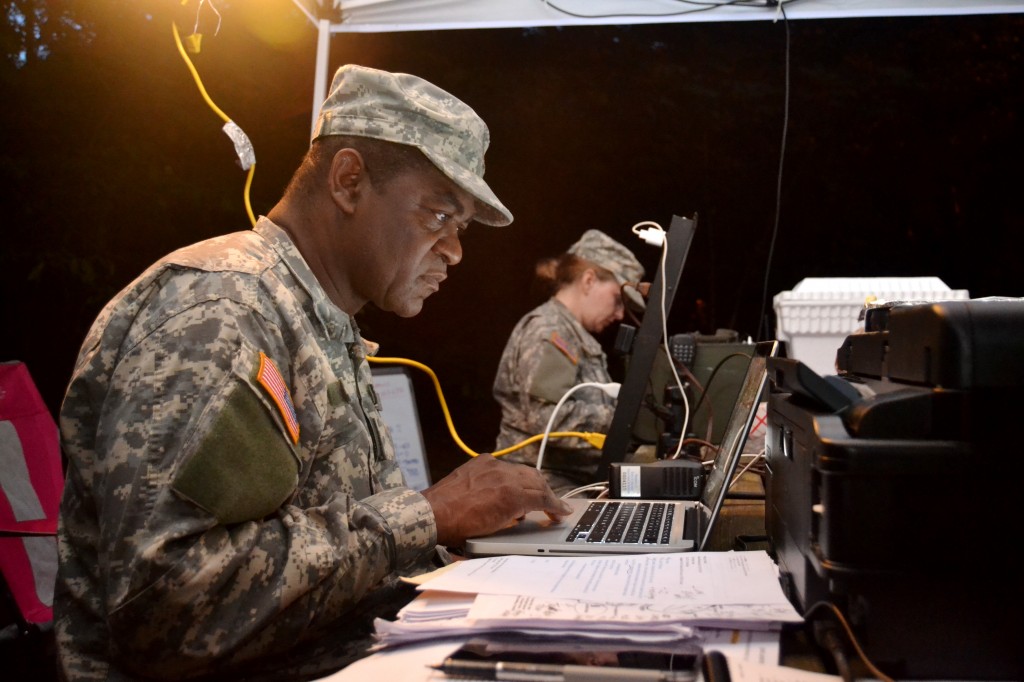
[420,551,793,607]
[467,593,801,628]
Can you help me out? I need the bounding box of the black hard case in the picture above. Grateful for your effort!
[765,299,1024,680]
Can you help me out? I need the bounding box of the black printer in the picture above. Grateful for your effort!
[765,299,1024,680]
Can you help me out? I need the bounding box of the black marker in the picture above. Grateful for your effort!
[701,650,733,682]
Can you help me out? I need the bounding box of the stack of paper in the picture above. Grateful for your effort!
[373,551,802,654]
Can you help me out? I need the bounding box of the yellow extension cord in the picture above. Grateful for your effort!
[170,18,604,460]
[366,356,606,458]
[172,21,257,227]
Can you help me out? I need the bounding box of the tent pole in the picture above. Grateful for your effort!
[311,18,331,138]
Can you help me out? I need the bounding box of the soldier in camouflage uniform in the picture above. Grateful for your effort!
[493,230,645,495]
[54,64,572,681]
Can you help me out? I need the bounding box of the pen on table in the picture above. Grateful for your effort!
[429,657,696,681]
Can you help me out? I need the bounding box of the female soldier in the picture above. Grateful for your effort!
[493,229,645,494]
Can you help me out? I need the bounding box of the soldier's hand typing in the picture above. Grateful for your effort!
[422,453,574,547]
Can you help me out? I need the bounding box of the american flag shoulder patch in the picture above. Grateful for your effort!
[549,332,579,365]
[256,352,300,444]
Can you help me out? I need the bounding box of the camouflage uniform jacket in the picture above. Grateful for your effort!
[492,298,616,491]
[55,218,439,681]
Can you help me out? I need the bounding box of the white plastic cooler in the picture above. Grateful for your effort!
[772,276,969,377]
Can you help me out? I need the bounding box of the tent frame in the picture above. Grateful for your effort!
[289,0,1024,135]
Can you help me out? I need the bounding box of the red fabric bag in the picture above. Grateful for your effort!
[0,361,64,624]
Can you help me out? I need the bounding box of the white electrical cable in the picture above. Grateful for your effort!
[561,481,610,499]
[536,382,621,474]
[630,221,691,457]
[729,449,766,491]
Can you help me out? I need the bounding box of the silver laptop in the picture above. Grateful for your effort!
[465,340,778,557]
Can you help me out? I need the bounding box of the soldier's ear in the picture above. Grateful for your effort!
[328,148,366,214]
[580,268,599,291]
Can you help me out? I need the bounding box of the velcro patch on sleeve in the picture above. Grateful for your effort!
[549,332,579,365]
[172,383,300,524]
[256,352,299,444]
[529,342,579,404]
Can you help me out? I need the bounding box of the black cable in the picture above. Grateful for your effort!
[756,1,791,341]
[804,601,894,682]
[690,351,751,417]
[814,619,853,682]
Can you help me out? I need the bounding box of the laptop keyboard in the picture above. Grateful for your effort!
[565,500,675,545]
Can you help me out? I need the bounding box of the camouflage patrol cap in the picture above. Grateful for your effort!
[569,229,647,311]
[312,64,512,227]
[568,230,645,286]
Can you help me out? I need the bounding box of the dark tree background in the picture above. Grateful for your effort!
[2,1,1022,484]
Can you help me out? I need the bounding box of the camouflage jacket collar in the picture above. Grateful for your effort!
[254,217,356,344]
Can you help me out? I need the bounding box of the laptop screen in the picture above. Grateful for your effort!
[597,214,697,475]
[697,339,778,551]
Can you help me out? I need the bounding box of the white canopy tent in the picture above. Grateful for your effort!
[290,0,1024,131]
